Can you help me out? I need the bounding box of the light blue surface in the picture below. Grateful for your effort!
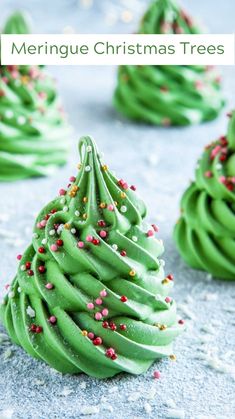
[0,1,235,418]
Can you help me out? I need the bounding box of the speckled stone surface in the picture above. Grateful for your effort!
[0,1,235,418]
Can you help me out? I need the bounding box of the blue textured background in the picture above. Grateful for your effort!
[0,1,235,418]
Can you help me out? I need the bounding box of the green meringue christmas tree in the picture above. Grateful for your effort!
[1,136,184,378]
[0,12,70,181]
[114,0,224,126]
[174,111,235,280]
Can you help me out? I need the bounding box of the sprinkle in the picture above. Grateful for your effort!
[153,370,161,379]
[162,278,170,285]
[159,324,167,331]
[93,337,102,345]
[8,291,15,298]
[102,308,108,316]
[83,197,88,203]
[120,192,126,199]
[147,229,154,237]
[33,233,39,239]
[99,230,107,238]
[71,228,76,234]
[120,250,127,257]
[107,204,114,211]
[130,185,136,191]
[87,302,94,310]
[120,205,127,213]
[151,224,159,232]
[45,283,54,290]
[38,246,45,254]
[86,235,93,242]
[112,244,118,251]
[92,238,100,245]
[69,176,76,182]
[41,238,47,245]
[178,319,184,325]
[63,206,68,212]
[102,165,108,171]
[95,298,103,305]
[48,316,57,324]
[77,241,84,248]
[5,110,13,119]
[20,265,26,271]
[100,289,107,297]
[167,274,174,280]
[86,145,92,152]
[75,210,80,216]
[88,332,94,340]
[59,189,66,196]
[129,270,136,277]
[219,176,226,184]
[85,165,91,172]
[106,348,115,358]
[120,295,128,302]
[98,220,106,227]
[165,296,172,303]
[132,236,138,242]
[35,326,43,334]
[170,354,177,361]
[95,312,102,320]
[120,324,127,330]
[81,330,88,336]
[50,244,58,252]
[205,170,213,178]
[99,202,106,209]
[82,213,87,219]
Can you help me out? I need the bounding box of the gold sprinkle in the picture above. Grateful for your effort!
[82,213,87,219]
[169,354,177,361]
[72,185,79,192]
[159,324,167,331]
[68,191,76,197]
[120,192,126,199]
[162,278,170,285]
[129,269,136,277]
[99,202,106,209]
[81,330,88,336]
[21,75,29,84]
[77,163,82,169]
[64,223,71,230]
[83,197,88,203]
[102,165,108,171]
[114,201,118,206]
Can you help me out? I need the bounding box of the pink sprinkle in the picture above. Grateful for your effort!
[77,241,84,248]
[205,171,213,178]
[165,297,172,303]
[107,204,114,211]
[153,370,161,379]
[86,235,93,242]
[69,176,76,182]
[88,332,94,340]
[151,224,159,232]
[147,230,154,237]
[210,145,221,160]
[87,303,94,310]
[95,298,103,305]
[17,254,22,260]
[95,312,102,321]
[102,308,109,316]
[178,319,185,325]
[40,220,47,228]
[195,80,204,90]
[5,284,10,290]
[100,289,107,297]
[59,188,66,196]
[45,283,54,290]
[99,230,107,238]
[50,244,58,252]
[48,316,57,324]
[219,176,226,184]
[36,222,42,229]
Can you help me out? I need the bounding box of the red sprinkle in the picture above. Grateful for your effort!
[102,321,109,329]
[38,265,46,274]
[109,322,117,331]
[93,337,102,346]
[25,261,31,270]
[98,220,106,227]
[105,348,115,358]
[178,319,185,325]
[120,295,128,302]
[111,353,117,360]
[120,250,127,257]
[35,326,43,334]
[30,324,37,332]
[167,274,174,281]
[130,185,136,191]
[38,247,45,254]
[92,238,100,246]
[120,324,127,331]
[27,270,34,276]
[17,254,22,260]
[56,239,64,247]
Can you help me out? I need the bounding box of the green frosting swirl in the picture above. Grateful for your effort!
[114,0,224,126]
[174,111,235,280]
[0,12,70,181]
[0,136,183,378]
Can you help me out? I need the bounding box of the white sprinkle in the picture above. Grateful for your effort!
[26,306,35,318]
[108,386,118,393]
[33,233,39,239]
[166,408,185,418]
[112,244,118,251]
[159,259,165,267]
[216,163,223,170]
[144,403,152,414]
[60,197,66,205]
[20,264,26,271]
[34,379,45,386]
[49,229,55,236]
[71,228,76,234]
[57,224,64,234]
[17,115,26,125]
[8,291,15,298]
[80,405,100,415]
[86,145,92,152]
[120,205,127,213]
[3,348,13,360]
[41,238,47,245]
[63,206,68,212]
[143,386,156,400]
[132,235,138,242]
[5,110,13,119]
[205,273,213,282]
[17,287,21,293]
[85,165,91,172]
[75,210,80,216]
